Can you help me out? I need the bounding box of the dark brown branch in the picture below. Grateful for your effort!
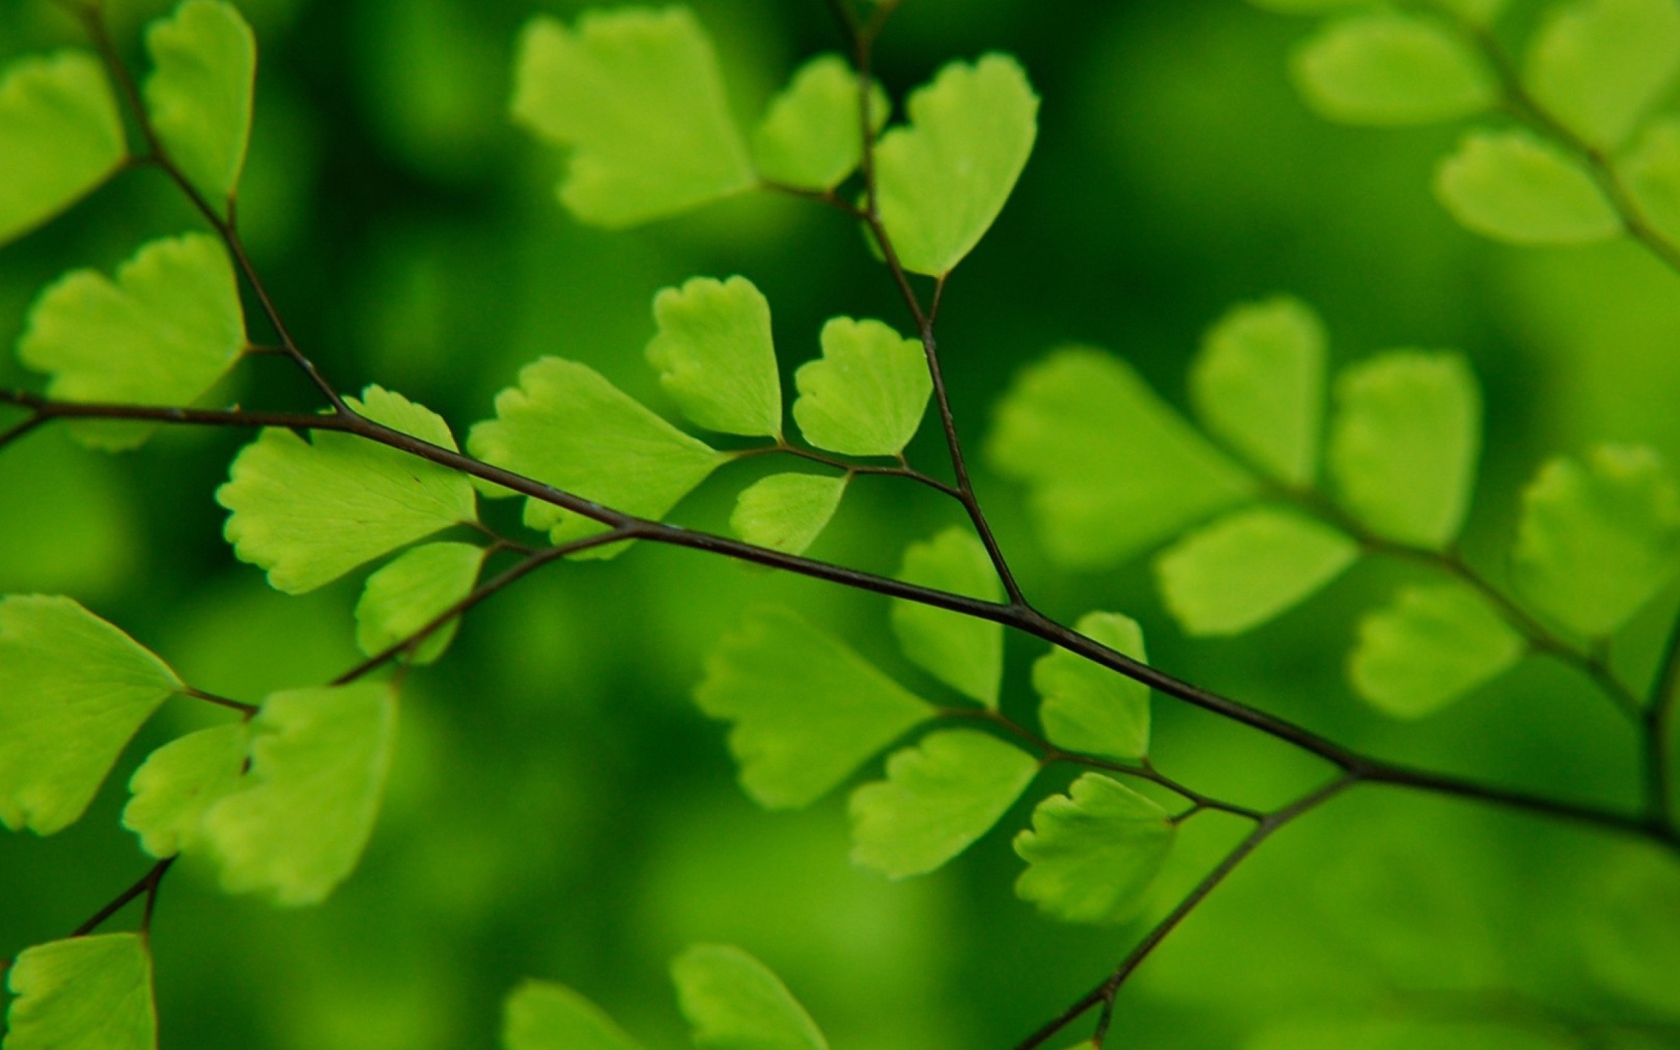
[181,686,259,717]
[1650,613,1680,830]
[68,859,175,939]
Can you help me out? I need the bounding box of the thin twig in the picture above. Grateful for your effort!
[181,686,259,718]
[69,859,175,939]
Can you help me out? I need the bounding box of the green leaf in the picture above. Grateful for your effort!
[219,385,478,593]
[874,54,1039,276]
[1248,1018,1574,1050]
[1255,0,1509,17]
[1154,506,1359,636]
[1349,583,1525,718]
[468,358,726,551]
[1290,10,1496,125]
[1434,128,1620,244]
[849,729,1038,879]
[0,51,126,246]
[143,0,257,206]
[752,54,888,192]
[792,317,931,456]
[729,473,847,555]
[645,275,782,438]
[889,528,1004,707]
[3,933,156,1050]
[1524,0,1680,151]
[201,682,397,905]
[987,347,1257,568]
[122,724,249,858]
[18,233,246,451]
[1013,773,1175,924]
[503,981,643,1050]
[693,606,932,809]
[1190,296,1327,486]
[0,595,182,836]
[670,944,828,1050]
[354,541,485,665]
[1033,612,1151,761]
[1624,116,1680,245]
[1581,845,1680,1015]
[1511,445,1680,637]
[1327,351,1480,549]
[509,8,753,227]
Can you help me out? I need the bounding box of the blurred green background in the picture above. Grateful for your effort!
[3,0,1680,1047]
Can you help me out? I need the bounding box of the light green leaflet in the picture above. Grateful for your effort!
[1291,9,1495,125]
[1033,612,1151,761]
[1524,0,1680,151]
[874,54,1038,276]
[143,0,257,206]
[645,275,781,437]
[753,54,888,192]
[792,317,931,457]
[0,51,126,246]
[4,933,156,1050]
[987,347,1257,569]
[730,473,847,555]
[201,682,397,906]
[510,7,753,227]
[122,723,250,858]
[889,528,1004,707]
[671,945,828,1050]
[1434,129,1620,244]
[354,541,485,665]
[220,386,477,593]
[1624,117,1680,245]
[1191,297,1327,486]
[1349,583,1524,719]
[18,233,246,451]
[849,729,1038,879]
[1252,0,1509,21]
[503,981,642,1050]
[1013,773,1175,924]
[1581,846,1680,1015]
[693,606,932,810]
[468,357,726,550]
[1155,506,1359,636]
[1328,351,1480,549]
[1511,445,1680,638]
[1247,1018,1572,1050]
[0,595,183,836]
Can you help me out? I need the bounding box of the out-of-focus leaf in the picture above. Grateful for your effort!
[693,606,932,810]
[646,275,782,438]
[509,7,753,227]
[1246,1017,1573,1050]
[1524,0,1680,150]
[0,51,126,246]
[1623,116,1680,245]
[18,234,245,451]
[354,541,484,665]
[849,729,1038,878]
[792,317,931,457]
[671,944,828,1050]
[502,981,643,1050]
[1291,10,1495,125]
[729,473,846,556]
[3,933,156,1050]
[1155,506,1358,636]
[1014,773,1175,924]
[143,0,257,205]
[752,54,887,191]
[202,682,397,905]
[874,55,1038,276]
[468,357,725,551]
[1512,445,1680,637]
[220,386,477,593]
[1033,612,1151,762]
[889,528,1003,707]
[1190,296,1327,486]
[1327,351,1480,548]
[1581,844,1680,1015]
[1349,583,1525,718]
[987,347,1257,568]
[1434,129,1620,244]
[0,595,182,836]
[122,723,249,859]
